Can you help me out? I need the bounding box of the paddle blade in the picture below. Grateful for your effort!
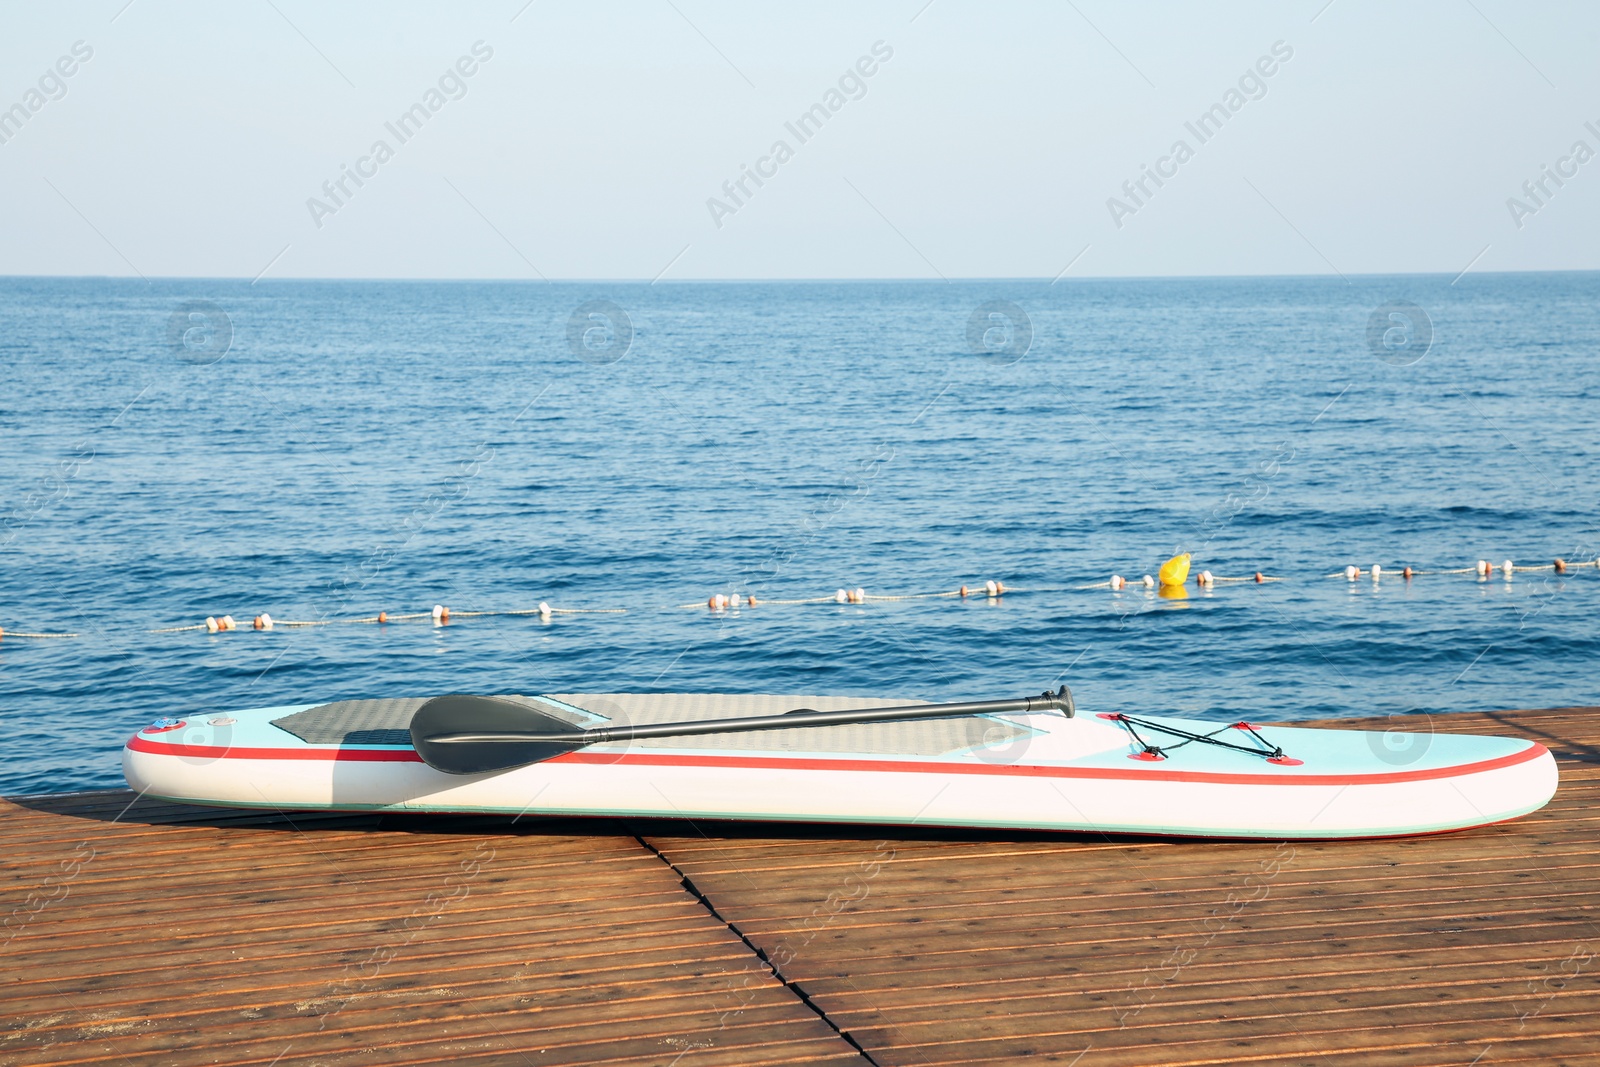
[410,694,585,774]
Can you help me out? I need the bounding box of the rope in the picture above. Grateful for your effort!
[108,603,626,636]
[1080,574,1281,589]
[1103,713,1291,762]
[671,595,840,608]
[1325,567,1478,577]
[453,607,627,617]
[1328,559,1599,579]
[861,590,968,602]
[686,582,1014,610]
[5,554,1595,642]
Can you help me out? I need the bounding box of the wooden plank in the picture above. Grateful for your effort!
[644,707,1600,1066]
[0,794,867,1066]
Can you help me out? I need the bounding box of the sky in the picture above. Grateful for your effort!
[0,0,1595,280]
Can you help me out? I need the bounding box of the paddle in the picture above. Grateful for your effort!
[410,687,1075,774]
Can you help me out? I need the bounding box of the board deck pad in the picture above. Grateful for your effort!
[270,696,575,746]
[269,692,1033,756]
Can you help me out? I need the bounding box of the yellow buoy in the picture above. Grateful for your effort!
[1158,552,1191,588]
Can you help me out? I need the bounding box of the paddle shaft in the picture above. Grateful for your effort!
[426,688,1073,746]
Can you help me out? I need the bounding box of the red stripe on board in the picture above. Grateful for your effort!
[124,734,1550,786]
[126,736,424,762]
[554,744,1549,785]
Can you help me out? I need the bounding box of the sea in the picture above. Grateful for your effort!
[1,272,1596,796]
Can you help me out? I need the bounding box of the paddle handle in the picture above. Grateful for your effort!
[431,687,1074,746]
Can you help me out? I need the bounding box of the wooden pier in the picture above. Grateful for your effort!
[3,707,1597,1066]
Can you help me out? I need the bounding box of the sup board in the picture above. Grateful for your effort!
[122,692,1558,839]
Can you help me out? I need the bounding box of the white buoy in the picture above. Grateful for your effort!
[1502,559,1514,578]
[1476,560,1490,577]
[985,579,999,597]
[431,604,445,621]
[259,612,273,630]
[1142,575,1155,588]
[1345,565,1359,581]
[854,587,866,603]
[834,589,848,604]
[205,616,219,633]
[1370,565,1382,581]
[1110,574,1125,591]
[538,601,552,618]
[1197,570,1214,586]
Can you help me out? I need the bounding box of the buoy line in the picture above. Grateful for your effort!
[1326,558,1599,581]
[1,554,1595,641]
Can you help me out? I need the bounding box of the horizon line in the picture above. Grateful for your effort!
[2,266,1598,284]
